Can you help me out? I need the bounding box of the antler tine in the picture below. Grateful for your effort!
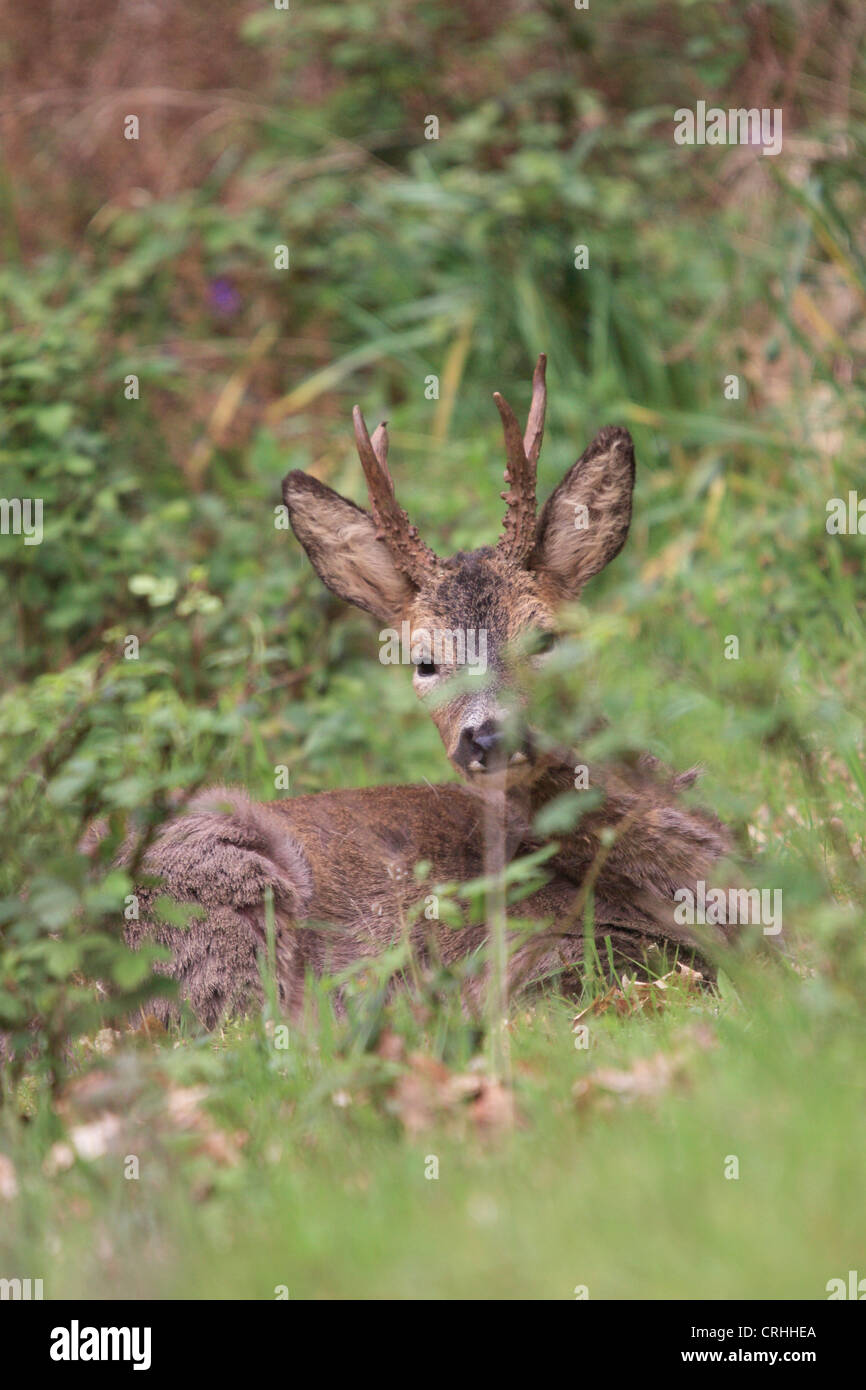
[523,352,547,468]
[495,353,547,563]
[370,420,391,479]
[352,405,438,584]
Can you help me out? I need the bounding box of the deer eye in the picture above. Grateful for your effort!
[535,630,557,655]
[415,660,437,678]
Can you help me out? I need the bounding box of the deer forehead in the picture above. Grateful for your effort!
[407,547,553,644]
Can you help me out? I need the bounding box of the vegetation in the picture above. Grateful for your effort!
[0,0,864,1297]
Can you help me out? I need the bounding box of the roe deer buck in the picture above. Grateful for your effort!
[125,356,730,1028]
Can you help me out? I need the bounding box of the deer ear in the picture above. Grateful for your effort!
[283,471,416,624]
[529,426,635,599]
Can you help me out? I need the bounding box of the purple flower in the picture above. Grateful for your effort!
[208,277,242,317]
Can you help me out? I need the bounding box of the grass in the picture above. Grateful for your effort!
[2,956,865,1300]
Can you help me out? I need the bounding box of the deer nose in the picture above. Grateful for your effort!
[457,719,505,772]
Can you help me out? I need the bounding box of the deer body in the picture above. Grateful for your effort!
[128,760,727,1028]
[128,358,730,1027]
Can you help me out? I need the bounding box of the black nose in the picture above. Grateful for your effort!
[456,719,504,771]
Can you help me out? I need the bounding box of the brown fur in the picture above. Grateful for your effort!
[129,757,730,1027]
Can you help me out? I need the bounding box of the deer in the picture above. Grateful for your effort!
[123,356,732,1029]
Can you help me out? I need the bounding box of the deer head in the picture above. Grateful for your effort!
[283,356,635,783]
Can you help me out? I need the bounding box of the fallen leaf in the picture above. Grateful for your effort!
[53,1069,245,1177]
[165,1085,210,1129]
[68,1114,122,1161]
[573,962,705,1027]
[573,1043,700,1113]
[389,1051,517,1135]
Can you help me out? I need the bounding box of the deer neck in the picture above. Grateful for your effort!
[500,746,729,903]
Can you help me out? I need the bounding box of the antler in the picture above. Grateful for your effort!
[352,406,439,584]
[494,353,547,563]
